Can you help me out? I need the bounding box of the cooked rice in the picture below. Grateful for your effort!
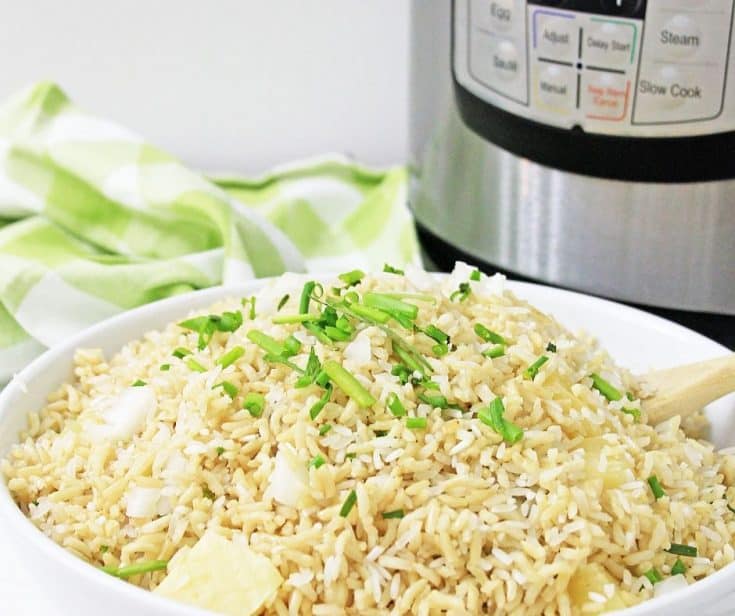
[4,264,735,615]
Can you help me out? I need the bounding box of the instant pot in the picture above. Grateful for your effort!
[410,0,735,347]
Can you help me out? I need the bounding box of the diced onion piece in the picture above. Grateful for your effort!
[653,574,688,598]
[265,444,310,507]
[125,487,161,518]
[344,330,372,364]
[154,532,282,616]
[88,386,156,442]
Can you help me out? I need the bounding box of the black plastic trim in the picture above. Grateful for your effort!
[417,222,735,349]
[454,83,735,183]
[528,0,646,19]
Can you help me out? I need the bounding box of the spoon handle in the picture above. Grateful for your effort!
[643,354,735,425]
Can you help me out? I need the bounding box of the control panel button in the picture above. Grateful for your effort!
[534,11,578,62]
[658,15,702,59]
[492,39,521,81]
[582,72,631,121]
[536,64,577,112]
[583,19,637,67]
[488,0,515,31]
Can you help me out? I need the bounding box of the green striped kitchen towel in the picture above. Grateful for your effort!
[0,82,419,384]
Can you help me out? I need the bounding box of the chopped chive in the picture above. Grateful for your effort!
[643,568,662,585]
[374,429,388,437]
[277,294,290,311]
[215,446,225,456]
[299,281,317,314]
[363,293,419,320]
[283,335,302,357]
[647,475,666,500]
[422,380,440,390]
[728,503,735,514]
[324,325,352,341]
[322,360,376,407]
[343,291,359,305]
[345,452,357,460]
[315,370,330,388]
[590,373,623,401]
[382,509,405,519]
[479,397,524,444]
[179,311,243,350]
[102,560,168,579]
[338,270,365,287]
[132,379,146,387]
[173,347,192,359]
[186,358,207,373]
[247,330,284,356]
[393,344,423,375]
[383,264,404,275]
[387,392,407,417]
[482,344,505,359]
[213,381,238,398]
[382,293,436,303]
[309,455,326,469]
[671,559,687,576]
[391,364,412,385]
[470,269,481,281]
[160,364,171,371]
[524,355,549,380]
[417,392,449,409]
[474,324,506,345]
[302,322,332,344]
[406,417,427,430]
[622,407,642,421]
[546,342,557,353]
[202,485,215,500]
[626,391,635,402]
[309,385,332,420]
[424,324,449,344]
[100,545,109,554]
[295,348,322,388]
[247,297,256,320]
[450,282,471,302]
[432,343,449,357]
[272,313,319,324]
[319,423,333,436]
[348,303,392,324]
[339,489,357,517]
[216,346,245,369]
[666,543,697,558]
[243,392,265,418]
[335,315,353,333]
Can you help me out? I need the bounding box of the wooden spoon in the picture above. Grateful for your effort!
[643,354,735,424]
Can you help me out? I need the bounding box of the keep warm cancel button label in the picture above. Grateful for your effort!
[582,73,631,121]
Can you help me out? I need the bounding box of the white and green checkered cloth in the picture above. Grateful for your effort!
[0,82,419,384]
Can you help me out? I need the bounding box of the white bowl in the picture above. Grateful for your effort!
[1,277,734,616]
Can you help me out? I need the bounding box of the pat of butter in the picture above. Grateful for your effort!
[154,532,282,615]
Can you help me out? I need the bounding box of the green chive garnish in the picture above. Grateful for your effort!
[393,345,423,375]
[100,545,109,554]
[647,475,666,500]
[324,325,352,341]
[349,303,392,324]
[243,392,265,418]
[474,324,506,345]
[309,455,326,469]
[406,417,427,430]
[374,429,388,437]
[272,314,319,324]
[382,509,405,519]
[417,392,449,409]
[482,345,505,359]
[277,294,289,311]
[160,364,171,371]
[666,543,697,558]
[450,282,471,302]
[102,560,168,579]
[546,342,557,353]
[247,297,256,320]
[339,489,357,517]
[215,446,225,456]
[524,355,549,380]
[322,360,376,407]
[470,269,481,281]
[132,380,146,387]
[383,264,404,275]
[424,325,449,344]
[363,293,419,320]
[345,452,357,460]
[299,281,317,314]
[179,311,243,350]
[671,559,686,575]
[432,343,449,357]
[247,330,285,356]
[643,568,662,585]
[479,398,523,444]
[309,386,332,420]
[202,485,215,500]
[186,358,207,373]
[213,381,238,398]
[387,392,407,417]
[590,373,623,401]
[338,270,365,287]
[319,423,333,436]
[391,364,411,385]
[173,347,192,359]
[216,346,245,369]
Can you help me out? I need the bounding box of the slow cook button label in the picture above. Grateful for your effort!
[582,73,631,121]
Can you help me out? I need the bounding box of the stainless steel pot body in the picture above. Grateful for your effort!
[410,1,735,315]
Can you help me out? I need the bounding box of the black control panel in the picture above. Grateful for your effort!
[527,0,647,19]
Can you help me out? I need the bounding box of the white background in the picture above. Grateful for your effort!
[0,0,410,173]
[1,2,409,614]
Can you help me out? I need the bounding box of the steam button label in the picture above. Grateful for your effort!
[657,15,702,59]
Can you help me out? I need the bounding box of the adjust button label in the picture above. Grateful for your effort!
[533,11,577,62]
